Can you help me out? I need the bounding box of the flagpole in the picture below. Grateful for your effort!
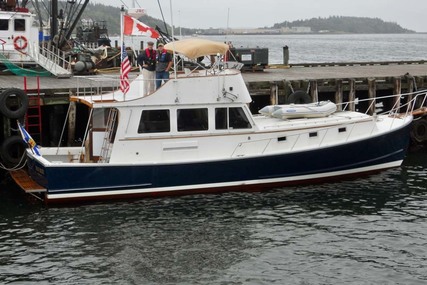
[120,5,125,99]
[120,5,125,70]
[169,0,177,80]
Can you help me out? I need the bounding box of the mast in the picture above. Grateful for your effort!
[62,0,90,47]
[120,5,125,55]
[225,8,230,42]
[169,0,176,80]
[50,0,58,42]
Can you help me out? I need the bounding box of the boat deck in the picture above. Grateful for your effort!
[10,169,46,193]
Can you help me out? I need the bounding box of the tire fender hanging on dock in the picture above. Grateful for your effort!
[411,117,427,143]
[0,136,27,167]
[287,90,312,104]
[0,88,29,119]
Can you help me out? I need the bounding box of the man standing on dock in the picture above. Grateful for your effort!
[137,41,156,96]
[155,43,173,89]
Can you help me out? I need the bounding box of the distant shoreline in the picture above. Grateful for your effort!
[110,32,427,38]
[194,32,419,36]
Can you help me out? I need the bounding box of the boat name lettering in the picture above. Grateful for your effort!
[35,166,44,175]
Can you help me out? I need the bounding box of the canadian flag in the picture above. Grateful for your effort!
[123,15,160,39]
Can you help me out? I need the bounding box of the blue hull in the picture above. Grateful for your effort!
[27,122,412,203]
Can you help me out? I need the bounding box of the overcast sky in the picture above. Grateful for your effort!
[91,0,427,32]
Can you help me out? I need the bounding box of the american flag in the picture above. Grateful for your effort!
[120,42,131,94]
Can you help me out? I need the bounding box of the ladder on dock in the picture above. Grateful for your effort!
[23,77,42,144]
[98,108,118,163]
[27,42,73,78]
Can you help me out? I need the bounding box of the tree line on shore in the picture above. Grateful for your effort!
[78,3,414,36]
[273,16,413,34]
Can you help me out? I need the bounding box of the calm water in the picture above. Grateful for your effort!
[1,34,427,284]
[0,150,426,284]
[121,33,427,63]
[194,34,427,64]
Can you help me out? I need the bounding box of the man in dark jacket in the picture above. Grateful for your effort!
[155,43,173,89]
[137,41,156,96]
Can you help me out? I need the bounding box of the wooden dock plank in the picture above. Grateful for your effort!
[10,170,46,193]
[242,63,427,82]
[0,63,426,90]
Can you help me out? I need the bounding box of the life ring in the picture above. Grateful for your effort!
[287,90,312,104]
[0,136,27,167]
[0,88,29,119]
[411,118,427,143]
[13,35,28,50]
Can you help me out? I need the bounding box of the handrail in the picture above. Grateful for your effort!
[337,90,427,113]
[27,42,72,77]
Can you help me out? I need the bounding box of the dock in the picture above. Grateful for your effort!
[243,62,427,112]
[245,62,427,82]
[0,62,426,89]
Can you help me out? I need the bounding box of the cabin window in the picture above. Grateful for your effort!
[14,19,25,31]
[309,132,318,138]
[339,127,347,133]
[215,108,227,130]
[138,110,170,133]
[278,136,287,142]
[215,107,252,130]
[92,109,107,128]
[229,107,251,129]
[0,19,8,31]
[177,108,208,132]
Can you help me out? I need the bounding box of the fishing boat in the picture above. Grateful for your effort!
[0,2,39,67]
[0,0,117,76]
[12,38,419,204]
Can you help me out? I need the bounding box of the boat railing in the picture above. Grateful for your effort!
[74,75,121,99]
[74,75,152,102]
[27,42,73,77]
[237,107,415,157]
[173,54,242,78]
[338,90,427,118]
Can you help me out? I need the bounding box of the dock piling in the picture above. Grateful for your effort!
[67,101,76,146]
[348,79,356,111]
[283,46,289,66]
[368,78,376,115]
[392,76,402,110]
[335,79,343,111]
[406,74,415,110]
[310,80,318,103]
[270,83,278,105]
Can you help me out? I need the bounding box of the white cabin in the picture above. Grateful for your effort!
[0,9,39,65]
[66,67,381,166]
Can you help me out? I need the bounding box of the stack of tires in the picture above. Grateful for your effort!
[0,88,28,168]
